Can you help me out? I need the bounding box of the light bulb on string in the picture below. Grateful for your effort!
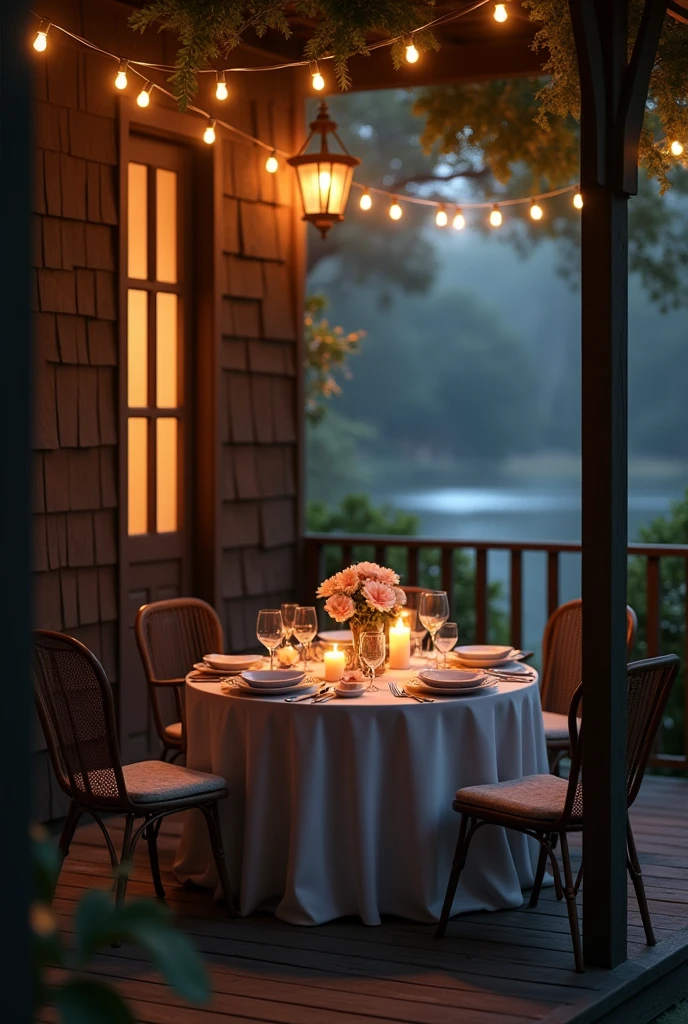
[33,21,50,52]
[529,199,543,221]
[265,150,279,173]
[215,71,228,101]
[203,119,216,145]
[489,205,503,227]
[435,205,448,227]
[452,208,465,230]
[494,4,508,22]
[670,140,684,157]
[405,37,419,64]
[310,63,325,91]
[136,82,153,108]
[359,189,372,211]
[114,60,128,91]
[389,198,402,221]
[573,191,584,210]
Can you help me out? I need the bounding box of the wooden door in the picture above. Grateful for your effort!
[120,135,193,761]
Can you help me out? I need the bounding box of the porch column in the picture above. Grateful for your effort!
[570,0,669,968]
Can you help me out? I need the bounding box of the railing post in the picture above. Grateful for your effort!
[475,549,488,644]
[547,551,559,618]
[441,547,455,619]
[303,539,322,601]
[407,546,419,588]
[510,550,523,650]
[645,556,661,658]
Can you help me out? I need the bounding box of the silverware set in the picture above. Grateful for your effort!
[388,680,434,703]
[284,684,334,703]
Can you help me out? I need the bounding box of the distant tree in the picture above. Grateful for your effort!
[304,294,366,423]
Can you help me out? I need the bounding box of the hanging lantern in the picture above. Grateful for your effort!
[288,102,360,239]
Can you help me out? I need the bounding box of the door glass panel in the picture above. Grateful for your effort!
[128,418,148,535]
[127,290,148,407]
[156,418,178,533]
[156,168,177,284]
[128,163,148,280]
[156,292,178,408]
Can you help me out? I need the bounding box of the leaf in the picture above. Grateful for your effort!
[132,923,209,1004]
[73,891,119,962]
[54,978,135,1024]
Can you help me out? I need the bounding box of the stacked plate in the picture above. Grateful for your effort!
[449,645,516,669]
[193,653,263,676]
[232,669,315,697]
[410,668,497,697]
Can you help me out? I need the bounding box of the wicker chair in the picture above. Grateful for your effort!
[33,630,235,914]
[436,654,679,972]
[541,599,637,772]
[135,597,224,761]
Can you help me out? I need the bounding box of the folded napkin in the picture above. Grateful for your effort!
[219,677,242,693]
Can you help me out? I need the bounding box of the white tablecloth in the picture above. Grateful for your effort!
[174,667,549,926]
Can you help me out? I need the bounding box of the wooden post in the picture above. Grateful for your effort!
[570,0,669,968]
[0,1,33,1019]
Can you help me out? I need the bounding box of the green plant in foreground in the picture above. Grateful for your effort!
[32,826,209,1022]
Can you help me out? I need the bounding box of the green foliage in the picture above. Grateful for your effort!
[306,410,376,502]
[304,294,366,423]
[32,828,209,1022]
[655,1002,688,1024]
[627,489,688,756]
[130,1,438,106]
[307,492,418,535]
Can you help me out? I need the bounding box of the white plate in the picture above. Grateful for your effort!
[204,653,260,671]
[419,669,486,689]
[485,661,534,676]
[408,678,498,697]
[449,655,514,669]
[454,645,514,663]
[230,678,318,697]
[334,685,366,698]
[193,662,254,676]
[318,630,353,644]
[241,669,304,688]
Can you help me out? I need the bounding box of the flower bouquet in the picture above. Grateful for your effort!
[317,562,407,670]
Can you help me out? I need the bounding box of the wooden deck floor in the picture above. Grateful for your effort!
[42,775,688,1024]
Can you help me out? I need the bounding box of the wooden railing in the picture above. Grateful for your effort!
[304,534,688,769]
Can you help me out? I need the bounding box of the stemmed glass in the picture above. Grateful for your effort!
[419,591,450,667]
[293,606,318,668]
[435,622,458,667]
[280,603,298,645]
[256,609,285,670]
[359,631,386,692]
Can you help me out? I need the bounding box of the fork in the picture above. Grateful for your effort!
[388,680,434,703]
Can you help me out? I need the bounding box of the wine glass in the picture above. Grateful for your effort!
[256,609,285,670]
[293,606,318,668]
[419,591,450,667]
[435,622,458,667]
[280,603,298,644]
[359,631,386,692]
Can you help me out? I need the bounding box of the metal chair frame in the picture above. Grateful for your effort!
[436,655,679,972]
[33,629,235,915]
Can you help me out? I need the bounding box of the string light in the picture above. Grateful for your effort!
[359,189,372,211]
[136,81,153,107]
[435,205,448,227]
[494,4,508,22]
[389,198,403,221]
[265,150,279,173]
[670,140,684,157]
[529,200,543,221]
[405,37,419,64]
[115,59,128,90]
[203,118,216,144]
[310,62,325,91]
[452,209,465,230]
[489,205,503,227]
[215,71,228,101]
[573,191,584,209]
[33,21,49,51]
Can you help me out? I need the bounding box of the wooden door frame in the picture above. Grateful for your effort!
[117,97,221,732]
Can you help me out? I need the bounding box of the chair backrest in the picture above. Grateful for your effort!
[135,597,223,685]
[562,654,680,823]
[540,599,637,715]
[401,586,428,611]
[33,630,127,808]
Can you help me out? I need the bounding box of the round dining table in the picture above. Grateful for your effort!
[174,664,549,926]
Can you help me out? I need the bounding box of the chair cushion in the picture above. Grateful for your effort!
[123,760,226,805]
[454,774,580,823]
[164,721,183,743]
[543,711,569,741]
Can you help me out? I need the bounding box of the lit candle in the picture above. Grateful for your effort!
[323,644,346,682]
[388,619,411,670]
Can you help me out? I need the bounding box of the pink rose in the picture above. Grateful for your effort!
[324,593,355,622]
[353,561,400,586]
[394,587,407,607]
[337,567,361,593]
[317,575,340,598]
[362,579,397,613]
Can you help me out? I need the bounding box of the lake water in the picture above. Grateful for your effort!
[387,481,686,657]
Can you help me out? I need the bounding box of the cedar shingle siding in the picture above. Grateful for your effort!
[32,0,303,819]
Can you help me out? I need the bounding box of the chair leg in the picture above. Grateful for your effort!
[436,815,475,938]
[159,745,170,762]
[529,836,548,908]
[202,802,236,917]
[114,814,135,910]
[627,818,655,946]
[57,801,84,861]
[559,832,584,973]
[145,817,166,900]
